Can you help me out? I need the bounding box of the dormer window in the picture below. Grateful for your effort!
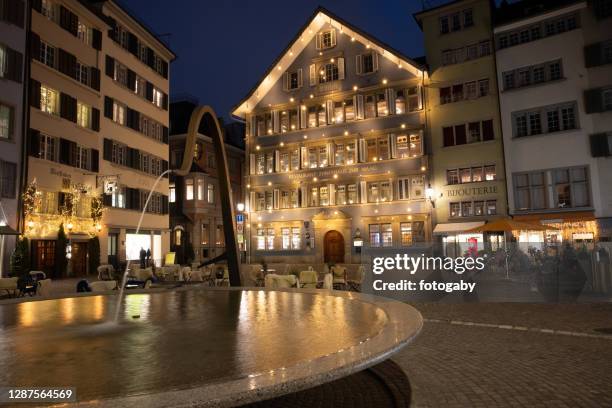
[319,62,338,83]
[316,29,336,50]
[309,58,345,85]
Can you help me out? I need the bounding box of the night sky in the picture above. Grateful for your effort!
[118,0,429,121]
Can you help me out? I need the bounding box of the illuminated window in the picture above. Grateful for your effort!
[76,102,91,128]
[207,184,214,204]
[197,179,204,200]
[169,183,175,202]
[282,227,290,249]
[369,224,381,247]
[185,179,194,200]
[292,227,301,249]
[40,85,59,115]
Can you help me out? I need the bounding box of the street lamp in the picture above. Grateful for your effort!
[236,202,245,212]
[425,184,440,208]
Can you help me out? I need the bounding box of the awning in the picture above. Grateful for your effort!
[433,222,485,235]
[0,225,20,235]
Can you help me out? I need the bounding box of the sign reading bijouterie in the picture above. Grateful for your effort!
[446,185,498,197]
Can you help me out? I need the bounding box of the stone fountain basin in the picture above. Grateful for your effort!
[0,287,422,407]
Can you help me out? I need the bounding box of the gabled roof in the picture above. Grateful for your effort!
[231,6,425,119]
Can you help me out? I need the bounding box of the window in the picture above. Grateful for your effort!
[289,71,299,90]
[376,93,388,116]
[77,22,91,45]
[604,89,612,111]
[318,104,327,126]
[400,223,413,245]
[257,229,265,250]
[464,9,474,27]
[280,191,290,209]
[382,224,393,247]
[334,101,344,124]
[195,179,204,201]
[216,225,224,246]
[319,63,338,83]
[201,223,209,245]
[39,41,55,68]
[369,224,381,247]
[478,79,489,96]
[321,30,334,48]
[362,53,374,74]
[185,179,194,200]
[365,95,376,118]
[440,16,449,34]
[395,90,406,114]
[513,102,577,137]
[345,99,355,121]
[152,88,164,108]
[76,102,91,128]
[347,184,358,204]
[450,201,491,217]
[76,61,88,85]
[41,0,55,20]
[292,227,301,249]
[497,13,579,49]
[336,185,346,204]
[40,85,59,115]
[502,60,563,91]
[443,120,492,147]
[0,160,16,198]
[266,228,274,250]
[0,104,12,139]
[282,228,291,249]
[319,186,329,206]
[169,183,175,203]
[112,101,126,125]
[203,183,213,204]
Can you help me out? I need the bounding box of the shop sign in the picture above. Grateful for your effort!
[446,185,498,198]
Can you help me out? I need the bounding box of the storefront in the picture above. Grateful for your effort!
[514,211,598,245]
[434,222,485,257]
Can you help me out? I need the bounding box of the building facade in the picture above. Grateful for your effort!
[0,0,27,276]
[25,0,174,277]
[168,99,245,264]
[415,0,508,254]
[233,8,430,265]
[495,0,612,243]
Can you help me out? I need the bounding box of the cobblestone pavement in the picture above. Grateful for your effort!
[393,304,612,407]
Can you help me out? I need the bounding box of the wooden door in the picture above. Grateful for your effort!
[33,240,56,277]
[71,242,88,277]
[324,230,345,264]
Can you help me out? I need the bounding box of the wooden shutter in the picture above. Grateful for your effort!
[386,88,396,115]
[590,133,610,157]
[162,126,169,144]
[299,106,307,129]
[283,72,289,91]
[146,47,155,68]
[309,64,316,86]
[359,181,367,204]
[58,48,76,79]
[389,134,397,158]
[338,57,345,80]
[105,55,115,77]
[161,60,169,79]
[358,138,367,162]
[249,191,256,210]
[128,32,138,56]
[354,94,364,119]
[60,93,76,122]
[327,142,334,166]
[417,84,424,110]
[274,150,280,172]
[30,31,40,59]
[92,28,102,50]
[388,178,393,201]
[6,47,23,83]
[249,154,256,175]
[90,149,99,172]
[30,79,41,109]
[373,53,379,71]
[330,29,337,47]
[127,69,136,90]
[355,54,363,75]
[297,68,303,88]
[145,82,154,102]
[59,6,78,36]
[90,67,100,91]
[300,185,308,208]
[272,110,280,133]
[162,93,168,110]
[329,184,336,206]
[2,0,25,27]
[326,100,334,125]
[29,129,40,157]
[584,89,603,113]
[273,189,280,209]
[584,43,602,68]
[104,96,113,118]
[161,195,169,214]
[300,146,308,169]
[59,138,71,164]
[31,0,42,13]
[92,108,100,131]
[315,33,322,50]
[103,138,113,161]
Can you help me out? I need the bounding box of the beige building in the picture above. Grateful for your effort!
[25,0,174,277]
[415,0,507,253]
[233,7,430,266]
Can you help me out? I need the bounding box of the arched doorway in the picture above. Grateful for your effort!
[324,230,345,264]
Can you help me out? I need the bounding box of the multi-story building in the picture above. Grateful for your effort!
[494,0,612,243]
[232,7,430,265]
[0,0,27,276]
[168,99,245,264]
[414,0,508,254]
[25,0,174,277]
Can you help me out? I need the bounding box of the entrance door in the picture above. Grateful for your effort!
[71,242,88,277]
[32,240,56,278]
[324,230,345,264]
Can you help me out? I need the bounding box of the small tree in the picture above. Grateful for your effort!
[88,236,100,275]
[9,237,30,277]
[55,223,68,278]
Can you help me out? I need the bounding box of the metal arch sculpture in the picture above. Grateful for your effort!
[175,105,241,286]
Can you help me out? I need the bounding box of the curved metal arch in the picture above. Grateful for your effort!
[176,105,241,286]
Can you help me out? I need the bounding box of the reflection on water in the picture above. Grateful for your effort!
[0,290,387,403]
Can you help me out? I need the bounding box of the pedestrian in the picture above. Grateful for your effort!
[146,248,151,267]
[139,247,146,268]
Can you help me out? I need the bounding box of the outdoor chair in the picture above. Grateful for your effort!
[299,270,318,288]
[36,279,52,296]
[264,274,299,289]
[97,264,115,281]
[348,266,365,292]
[331,266,348,290]
[0,277,18,297]
[215,268,230,287]
[90,280,118,292]
[251,267,265,287]
[190,268,204,282]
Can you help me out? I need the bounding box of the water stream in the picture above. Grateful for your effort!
[113,169,173,322]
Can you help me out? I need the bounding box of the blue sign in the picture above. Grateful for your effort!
[236,214,244,222]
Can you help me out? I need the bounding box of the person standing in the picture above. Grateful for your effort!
[139,247,146,269]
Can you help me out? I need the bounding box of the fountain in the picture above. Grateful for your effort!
[0,106,422,407]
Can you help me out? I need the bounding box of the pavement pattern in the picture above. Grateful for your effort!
[394,303,612,407]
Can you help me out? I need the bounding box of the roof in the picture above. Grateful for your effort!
[231,6,426,119]
[87,0,176,60]
[494,0,584,26]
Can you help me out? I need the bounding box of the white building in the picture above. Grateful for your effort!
[494,0,612,243]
